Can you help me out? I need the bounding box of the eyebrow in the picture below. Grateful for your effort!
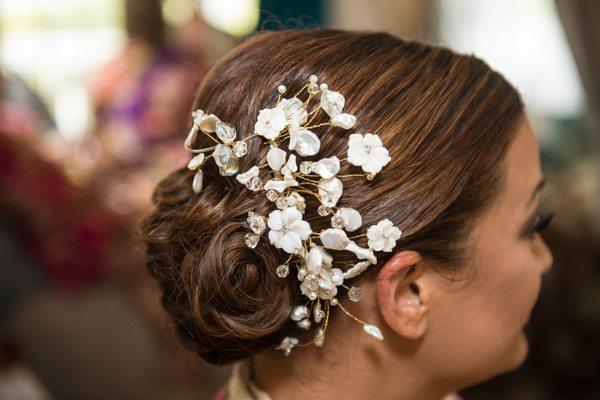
[526,177,546,208]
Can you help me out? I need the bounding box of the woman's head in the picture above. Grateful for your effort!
[142,29,552,388]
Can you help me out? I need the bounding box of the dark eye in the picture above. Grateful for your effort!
[526,211,555,238]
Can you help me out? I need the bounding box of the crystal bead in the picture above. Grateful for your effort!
[314,328,325,347]
[276,196,288,209]
[297,318,311,330]
[247,211,266,234]
[219,156,239,176]
[215,122,237,144]
[307,82,319,95]
[348,286,363,302]
[318,205,331,216]
[276,264,289,278]
[304,274,319,291]
[232,141,247,157]
[213,144,233,167]
[266,190,279,202]
[331,214,344,229]
[299,161,313,174]
[246,176,262,191]
[244,233,260,248]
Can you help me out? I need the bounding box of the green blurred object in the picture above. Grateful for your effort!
[259,0,325,29]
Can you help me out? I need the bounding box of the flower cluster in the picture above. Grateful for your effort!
[184,75,402,355]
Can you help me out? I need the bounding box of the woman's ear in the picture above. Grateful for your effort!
[376,250,429,340]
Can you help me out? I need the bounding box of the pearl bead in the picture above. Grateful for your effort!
[277,84,286,94]
[319,83,328,91]
[309,75,318,84]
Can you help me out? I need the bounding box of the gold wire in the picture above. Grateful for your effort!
[337,301,367,326]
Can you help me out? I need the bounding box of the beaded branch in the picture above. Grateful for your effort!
[185,74,402,355]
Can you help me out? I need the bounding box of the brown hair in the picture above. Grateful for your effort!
[141,29,523,365]
[125,0,165,49]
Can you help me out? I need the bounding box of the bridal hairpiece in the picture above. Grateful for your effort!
[184,75,402,355]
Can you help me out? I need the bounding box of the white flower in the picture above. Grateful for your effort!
[255,108,287,140]
[279,97,308,125]
[367,219,402,252]
[267,207,312,254]
[347,133,391,175]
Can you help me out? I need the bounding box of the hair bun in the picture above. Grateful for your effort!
[143,168,294,365]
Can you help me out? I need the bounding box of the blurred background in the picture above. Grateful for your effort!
[0,0,598,399]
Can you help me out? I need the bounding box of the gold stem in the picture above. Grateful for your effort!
[337,301,367,326]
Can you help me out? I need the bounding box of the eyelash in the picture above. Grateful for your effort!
[525,211,555,238]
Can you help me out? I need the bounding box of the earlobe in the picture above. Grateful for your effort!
[376,250,429,340]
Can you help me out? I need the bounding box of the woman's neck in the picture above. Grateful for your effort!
[251,329,451,400]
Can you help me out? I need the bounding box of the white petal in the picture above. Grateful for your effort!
[185,125,199,148]
[192,170,203,193]
[345,240,377,263]
[187,153,205,170]
[331,113,356,129]
[331,268,344,285]
[306,246,323,274]
[282,206,303,223]
[281,232,303,254]
[363,133,383,148]
[198,114,220,133]
[318,177,343,207]
[320,89,345,118]
[363,324,384,341]
[290,305,309,321]
[289,219,312,240]
[235,166,259,184]
[347,146,369,166]
[343,261,372,279]
[281,154,298,175]
[319,228,350,250]
[337,208,362,231]
[264,179,288,193]
[268,229,284,247]
[294,129,321,156]
[312,156,340,179]
[362,156,384,175]
[267,146,287,171]
[267,210,284,231]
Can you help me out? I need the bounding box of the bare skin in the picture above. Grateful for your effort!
[252,116,553,400]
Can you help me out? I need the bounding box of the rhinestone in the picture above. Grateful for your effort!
[246,176,262,191]
[331,215,344,229]
[348,286,363,302]
[318,205,331,216]
[213,144,233,166]
[232,141,247,157]
[247,211,266,234]
[218,156,239,176]
[276,264,289,278]
[266,190,279,201]
[299,161,313,174]
[304,274,319,291]
[276,196,288,209]
[244,233,259,248]
[215,122,237,144]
